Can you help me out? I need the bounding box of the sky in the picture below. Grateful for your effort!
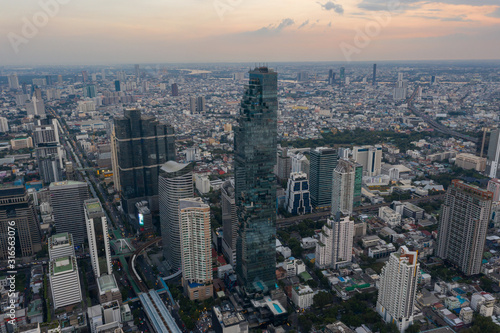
[1,0,500,65]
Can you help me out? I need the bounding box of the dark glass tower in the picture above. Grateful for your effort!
[114,108,176,215]
[235,67,278,294]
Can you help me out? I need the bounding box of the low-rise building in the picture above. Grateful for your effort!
[291,284,314,309]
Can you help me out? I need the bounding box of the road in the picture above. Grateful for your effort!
[277,194,445,228]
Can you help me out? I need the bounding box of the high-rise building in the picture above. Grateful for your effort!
[235,67,278,294]
[113,108,176,214]
[49,256,83,309]
[393,72,408,100]
[135,64,140,78]
[331,159,362,218]
[85,199,112,277]
[372,64,377,86]
[26,96,46,117]
[353,145,382,177]
[57,75,63,84]
[50,181,90,246]
[276,146,292,181]
[114,80,121,92]
[34,119,64,184]
[291,152,310,176]
[376,246,420,333]
[189,96,206,113]
[437,180,493,276]
[315,215,353,269]
[179,198,213,300]
[0,186,41,259]
[84,84,97,98]
[171,83,179,96]
[65,162,76,181]
[309,147,338,209]
[339,67,345,86]
[48,233,75,260]
[431,75,436,85]
[8,74,20,89]
[190,96,197,114]
[487,179,500,202]
[328,69,335,85]
[486,129,500,178]
[221,180,237,267]
[285,172,312,215]
[297,71,309,82]
[0,117,9,133]
[159,161,194,271]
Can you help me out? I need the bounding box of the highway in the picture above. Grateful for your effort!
[276,194,445,228]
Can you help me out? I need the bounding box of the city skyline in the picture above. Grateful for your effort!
[1,1,500,65]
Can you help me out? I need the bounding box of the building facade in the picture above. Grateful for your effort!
[85,199,112,277]
[315,216,354,269]
[49,256,83,309]
[221,180,237,267]
[48,233,75,260]
[285,172,312,215]
[437,180,493,276]
[235,67,278,294]
[159,161,194,272]
[487,129,500,178]
[331,158,362,218]
[353,145,382,177]
[376,246,420,333]
[310,147,338,209]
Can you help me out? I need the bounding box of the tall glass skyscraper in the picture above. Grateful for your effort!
[113,108,176,215]
[235,67,278,294]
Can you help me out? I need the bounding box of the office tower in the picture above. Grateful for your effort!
[114,108,176,214]
[0,117,8,133]
[197,96,206,112]
[352,145,382,177]
[437,180,493,276]
[179,198,213,300]
[82,70,89,83]
[487,129,500,178]
[331,158,362,218]
[85,199,112,277]
[114,80,121,92]
[50,181,90,246]
[49,256,83,309]
[159,161,194,271]
[309,147,338,209]
[84,84,97,98]
[393,72,408,100]
[45,75,53,86]
[8,74,20,89]
[26,96,46,116]
[431,75,436,85]
[221,180,237,267]
[339,67,345,85]
[297,71,309,82]
[190,96,197,114]
[34,119,64,184]
[276,146,292,181]
[487,179,500,202]
[285,172,312,215]
[48,233,75,260]
[65,162,76,181]
[376,246,420,333]
[315,215,353,269]
[291,152,310,175]
[171,83,179,96]
[235,67,278,294]
[372,64,377,86]
[135,64,140,78]
[0,186,41,259]
[328,69,335,85]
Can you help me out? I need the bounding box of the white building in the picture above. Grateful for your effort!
[353,145,382,177]
[376,246,420,333]
[331,158,361,217]
[48,233,75,260]
[49,256,82,309]
[285,172,312,215]
[487,178,500,202]
[179,198,213,300]
[378,206,402,227]
[315,216,354,269]
[0,117,9,133]
[85,199,112,277]
[195,174,211,194]
[291,284,314,309]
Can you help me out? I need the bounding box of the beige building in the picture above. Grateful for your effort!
[10,137,33,150]
[455,153,486,172]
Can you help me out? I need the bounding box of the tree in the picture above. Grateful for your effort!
[298,315,313,332]
[406,323,421,333]
[313,291,333,308]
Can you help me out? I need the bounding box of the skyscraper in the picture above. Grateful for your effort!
[221,180,237,267]
[339,67,345,86]
[315,215,353,269]
[372,64,377,86]
[114,80,121,92]
[171,83,179,96]
[0,186,41,259]
[309,147,338,209]
[34,119,64,184]
[235,67,278,294]
[353,145,382,177]
[331,158,362,218]
[437,180,492,276]
[486,128,500,178]
[376,246,419,333]
[0,117,9,133]
[8,74,20,89]
[135,64,140,78]
[113,108,176,214]
[84,84,97,98]
[84,199,112,277]
[49,256,83,309]
[50,181,90,246]
[276,146,292,181]
[159,161,194,271]
[328,69,335,85]
[285,172,312,215]
[179,198,213,300]
[393,72,408,100]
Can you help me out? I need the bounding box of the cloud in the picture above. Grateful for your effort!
[318,1,344,15]
[253,18,295,34]
[328,21,332,27]
[441,14,473,22]
[358,0,500,12]
[487,7,500,18]
[298,20,310,29]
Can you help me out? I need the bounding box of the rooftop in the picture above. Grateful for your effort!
[51,256,75,275]
[84,199,102,214]
[97,274,119,293]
